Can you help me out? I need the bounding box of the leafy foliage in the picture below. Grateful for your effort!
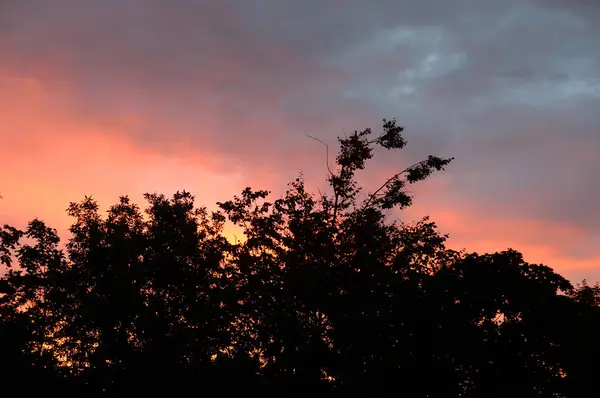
[0,119,598,396]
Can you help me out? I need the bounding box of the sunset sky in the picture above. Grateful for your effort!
[1,0,599,282]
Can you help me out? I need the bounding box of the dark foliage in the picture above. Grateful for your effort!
[1,119,598,397]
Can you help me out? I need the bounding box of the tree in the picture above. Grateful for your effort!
[0,118,598,397]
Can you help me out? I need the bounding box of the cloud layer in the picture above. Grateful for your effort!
[1,0,599,281]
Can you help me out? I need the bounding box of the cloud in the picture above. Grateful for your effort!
[0,0,598,279]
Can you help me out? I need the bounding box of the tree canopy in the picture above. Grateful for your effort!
[1,119,598,397]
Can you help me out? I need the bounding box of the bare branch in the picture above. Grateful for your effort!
[317,188,327,203]
[304,134,334,177]
[304,133,340,224]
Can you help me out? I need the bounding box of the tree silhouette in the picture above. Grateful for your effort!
[0,118,598,396]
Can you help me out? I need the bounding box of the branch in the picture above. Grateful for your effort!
[305,134,340,225]
[317,188,327,203]
[362,160,426,209]
[304,134,334,177]
[368,132,385,145]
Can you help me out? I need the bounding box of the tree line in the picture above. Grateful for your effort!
[1,119,599,397]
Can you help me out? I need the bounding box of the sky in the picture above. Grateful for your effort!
[1,0,599,282]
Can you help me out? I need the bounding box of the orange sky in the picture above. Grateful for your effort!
[1,1,599,283]
[1,72,598,282]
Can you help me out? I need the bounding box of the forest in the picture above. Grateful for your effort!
[1,119,599,397]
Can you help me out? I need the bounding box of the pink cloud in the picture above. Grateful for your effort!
[403,202,600,281]
[0,71,267,238]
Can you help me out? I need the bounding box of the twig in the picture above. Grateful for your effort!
[341,125,348,139]
[304,133,340,225]
[317,188,327,203]
[304,134,334,177]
